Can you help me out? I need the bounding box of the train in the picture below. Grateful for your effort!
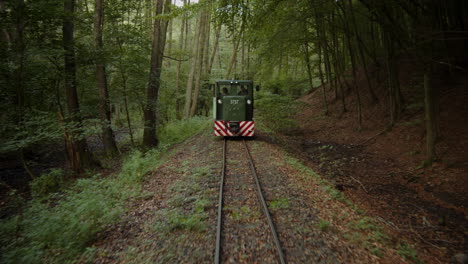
[211,80,259,137]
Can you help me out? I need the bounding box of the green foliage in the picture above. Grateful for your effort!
[30,168,66,197]
[261,77,310,98]
[397,244,422,263]
[162,209,208,232]
[317,219,331,231]
[269,197,290,210]
[255,93,304,133]
[370,246,384,257]
[350,217,379,232]
[0,112,62,154]
[0,146,171,263]
[158,116,210,146]
[118,149,162,185]
[1,177,124,263]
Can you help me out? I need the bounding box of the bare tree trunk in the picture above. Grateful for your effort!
[143,0,171,146]
[348,0,378,104]
[225,24,243,79]
[341,1,362,129]
[63,0,95,172]
[184,0,190,49]
[424,69,436,165]
[208,24,221,75]
[203,2,211,77]
[241,35,245,79]
[184,15,201,118]
[175,2,186,119]
[314,11,329,115]
[302,42,314,93]
[94,0,118,156]
[317,44,329,115]
[190,10,208,117]
[166,3,173,67]
[384,30,403,126]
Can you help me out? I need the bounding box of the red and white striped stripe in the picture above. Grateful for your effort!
[239,121,255,136]
[214,121,255,137]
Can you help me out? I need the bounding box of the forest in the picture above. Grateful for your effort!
[0,0,467,263]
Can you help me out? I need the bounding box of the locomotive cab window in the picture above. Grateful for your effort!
[217,84,251,97]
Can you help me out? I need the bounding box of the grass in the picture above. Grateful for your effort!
[255,93,305,134]
[317,219,331,231]
[155,164,214,234]
[398,243,423,263]
[269,197,290,210]
[158,116,210,146]
[0,117,209,264]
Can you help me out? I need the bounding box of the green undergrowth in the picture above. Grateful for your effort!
[0,117,209,264]
[255,93,305,134]
[397,243,422,263]
[153,165,215,233]
[143,162,216,263]
[158,116,210,146]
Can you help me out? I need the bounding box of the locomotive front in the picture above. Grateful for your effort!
[213,80,256,137]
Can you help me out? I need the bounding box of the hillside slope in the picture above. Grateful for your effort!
[285,62,467,262]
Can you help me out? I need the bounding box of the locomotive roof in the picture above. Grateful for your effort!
[215,80,253,84]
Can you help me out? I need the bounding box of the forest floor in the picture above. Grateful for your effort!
[87,129,413,264]
[274,63,467,263]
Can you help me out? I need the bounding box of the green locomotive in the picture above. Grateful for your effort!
[212,80,258,137]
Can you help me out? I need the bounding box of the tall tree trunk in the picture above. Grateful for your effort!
[348,0,378,104]
[142,0,171,146]
[302,42,314,93]
[317,44,329,115]
[184,0,190,50]
[184,15,201,118]
[315,11,329,115]
[225,24,243,79]
[175,2,186,119]
[384,30,403,126]
[203,2,211,77]
[424,69,436,165]
[341,1,362,130]
[94,0,118,156]
[190,10,208,117]
[208,24,221,75]
[63,0,95,172]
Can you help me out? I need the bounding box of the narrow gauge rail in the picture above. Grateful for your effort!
[215,138,286,264]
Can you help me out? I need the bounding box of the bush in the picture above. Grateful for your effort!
[0,117,206,263]
[1,177,124,263]
[255,94,304,133]
[158,116,210,146]
[261,76,310,98]
[30,168,66,197]
[0,148,165,264]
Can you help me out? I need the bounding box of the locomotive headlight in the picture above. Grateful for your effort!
[217,99,222,104]
[247,99,252,105]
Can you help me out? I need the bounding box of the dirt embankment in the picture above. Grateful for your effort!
[278,61,467,263]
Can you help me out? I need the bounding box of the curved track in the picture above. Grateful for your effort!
[215,138,286,264]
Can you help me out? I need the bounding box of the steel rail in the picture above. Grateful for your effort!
[215,138,286,264]
[242,139,286,264]
[214,138,226,264]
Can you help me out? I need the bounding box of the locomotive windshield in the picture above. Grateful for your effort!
[218,84,250,96]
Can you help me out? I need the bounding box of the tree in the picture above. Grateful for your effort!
[63,0,96,172]
[93,0,119,156]
[142,0,171,147]
[190,8,209,117]
[184,13,201,119]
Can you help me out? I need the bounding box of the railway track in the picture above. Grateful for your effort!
[215,138,286,264]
